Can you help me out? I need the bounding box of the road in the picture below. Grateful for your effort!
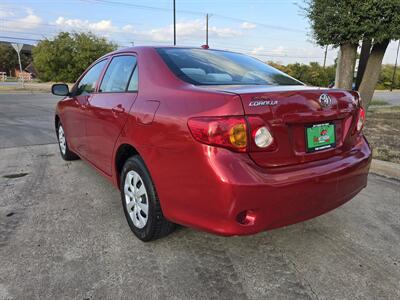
[0,82,18,86]
[0,93,399,299]
[373,90,400,105]
[0,93,59,148]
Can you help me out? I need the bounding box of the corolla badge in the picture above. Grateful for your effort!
[249,96,278,107]
[319,94,332,107]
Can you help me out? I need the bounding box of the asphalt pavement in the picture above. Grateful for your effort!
[0,93,399,299]
[373,90,400,105]
[0,93,60,149]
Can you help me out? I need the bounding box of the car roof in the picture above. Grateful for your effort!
[100,46,241,59]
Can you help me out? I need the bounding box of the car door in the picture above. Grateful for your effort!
[64,59,108,156]
[85,55,138,175]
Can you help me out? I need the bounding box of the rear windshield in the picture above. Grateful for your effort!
[156,48,303,86]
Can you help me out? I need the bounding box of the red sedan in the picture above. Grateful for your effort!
[52,46,371,241]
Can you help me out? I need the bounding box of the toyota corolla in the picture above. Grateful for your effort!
[52,46,371,241]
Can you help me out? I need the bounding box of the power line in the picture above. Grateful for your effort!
[0,30,53,37]
[0,33,327,60]
[81,0,200,14]
[0,36,42,42]
[0,17,60,27]
[80,0,303,33]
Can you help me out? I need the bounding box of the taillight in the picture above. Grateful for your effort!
[253,127,273,148]
[356,107,366,132]
[188,116,275,152]
[247,116,276,152]
[188,116,248,152]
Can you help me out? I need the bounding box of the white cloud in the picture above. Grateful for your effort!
[122,24,135,33]
[241,22,256,30]
[0,6,15,18]
[251,46,265,55]
[251,45,287,56]
[54,17,118,34]
[271,46,286,55]
[209,25,240,38]
[1,9,42,31]
[140,19,241,42]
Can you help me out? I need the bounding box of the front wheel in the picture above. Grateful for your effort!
[57,122,79,161]
[120,156,175,241]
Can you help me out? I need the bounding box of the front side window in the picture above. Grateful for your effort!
[75,60,107,96]
[99,55,137,93]
[156,48,303,86]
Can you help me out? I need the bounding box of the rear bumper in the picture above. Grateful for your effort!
[162,136,372,236]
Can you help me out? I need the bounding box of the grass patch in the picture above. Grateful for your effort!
[370,99,390,106]
[364,105,400,164]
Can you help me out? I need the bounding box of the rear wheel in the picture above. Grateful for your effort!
[57,122,79,161]
[120,155,175,241]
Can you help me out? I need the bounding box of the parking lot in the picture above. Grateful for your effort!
[0,93,399,299]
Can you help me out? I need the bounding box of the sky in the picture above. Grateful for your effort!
[0,0,399,66]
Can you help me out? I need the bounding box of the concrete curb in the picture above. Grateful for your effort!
[370,159,400,180]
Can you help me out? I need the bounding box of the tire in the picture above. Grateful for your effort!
[56,122,79,161]
[120,155,175,241]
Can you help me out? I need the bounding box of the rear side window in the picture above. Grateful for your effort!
[75,60,107,95]
[100,56,137,93]
[127,66,138,92]
[156,48,303,86]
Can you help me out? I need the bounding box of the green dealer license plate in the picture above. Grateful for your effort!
[306,123,336,152]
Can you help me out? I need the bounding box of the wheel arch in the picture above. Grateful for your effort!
[55,114,60,132]
[114,143,140,188]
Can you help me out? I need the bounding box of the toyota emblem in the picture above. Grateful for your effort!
[319,94,332,108]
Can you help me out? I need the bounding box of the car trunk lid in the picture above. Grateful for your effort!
[200,85,360,168]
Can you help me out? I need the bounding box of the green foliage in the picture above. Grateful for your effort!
[0,44,32,75]
[32,32,117,82]
[270,61,399,90]
[269,61,335,87]
[376,64,400,90]
[304,0,400,46]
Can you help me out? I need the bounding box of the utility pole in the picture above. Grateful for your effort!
[390,40,400,92]
[206,13,209,46]
[173,0,176,46]
[323,45,328,69]
[334,48,341,88]
[11,43,24,88]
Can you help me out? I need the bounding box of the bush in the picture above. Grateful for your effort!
[268,61,335,87]
[376,64,400,90]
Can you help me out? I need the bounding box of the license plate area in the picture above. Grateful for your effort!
[305,123,336,152]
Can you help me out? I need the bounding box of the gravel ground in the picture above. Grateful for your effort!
[0,144,399,299]
[0,92,399,299]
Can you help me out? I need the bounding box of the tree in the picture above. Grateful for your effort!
[304,0,364,90]
[304,0,400,107]
[0,44,32,76]
[355,39,372,90]
[358,1,400,107]
[32,32,117,82]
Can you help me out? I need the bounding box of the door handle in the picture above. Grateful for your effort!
[112,105,125,114]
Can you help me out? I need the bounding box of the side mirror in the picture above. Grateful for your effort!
[52,83,70,96]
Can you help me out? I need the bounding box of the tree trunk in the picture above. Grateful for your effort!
[359,40,390,108]
[335,42,358,89]
[355,39,372,90]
